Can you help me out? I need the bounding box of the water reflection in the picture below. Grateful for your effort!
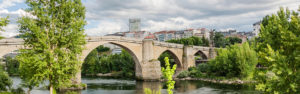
[11,76,258,94]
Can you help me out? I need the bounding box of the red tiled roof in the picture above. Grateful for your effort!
[144,34,156,39]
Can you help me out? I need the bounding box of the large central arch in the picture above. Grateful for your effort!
[82,41,142,71]
[75,41,143,83]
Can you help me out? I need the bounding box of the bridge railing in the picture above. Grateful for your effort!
[153,41,184,48]
[1,37,215,50]
[86,36,143,44]
[0,38,24,45]
[192,46,211,51]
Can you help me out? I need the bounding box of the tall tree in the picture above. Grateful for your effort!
[213,32,227,48]
[17,0,86,94]
[0,16,9,39]
[255,7,300,93]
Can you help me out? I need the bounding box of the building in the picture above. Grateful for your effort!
[129,18,141,32]
[154,31,176,42]
[174,30,184,39]
[225,34,248,43]
[152,28,212,42]
[198,28,211,39]
[218,29,237,37]
[253,21,261,37]
[144,33,157,40]
[183,29,193,38]
[124,31,151,39]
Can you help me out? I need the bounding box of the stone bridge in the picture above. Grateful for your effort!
[0,36,216,82]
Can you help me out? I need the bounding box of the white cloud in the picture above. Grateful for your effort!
[0,0,24,9]
[1,24,19,38]
[0,9,34,18]
[85,21,126,36]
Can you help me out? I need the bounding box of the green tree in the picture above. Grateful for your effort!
[255,7,300,93]
[161,57,177,94]
[201,35,209,46]
[5,57,20,75]
[0,65,12,91]
[17,0,86,94]
[82,49,100,75]
[226,37,242,45]
[166,36,209,46]
[0,16,9,39]
[96,45,110,52]
[158,52,175,68]
[213,32,227,48]
[209,42,257,79]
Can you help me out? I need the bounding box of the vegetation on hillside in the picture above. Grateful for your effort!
[166,36,209,46]
[213,32,242,48]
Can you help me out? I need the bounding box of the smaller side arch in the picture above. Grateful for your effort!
[157,49,183,71]
[194,50,208,60]
[194,50,209,64]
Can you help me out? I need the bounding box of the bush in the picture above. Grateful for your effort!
[208,42,257,79]
[0,65,12,91]
[10,87,25,94]
[177,71,189,78]
[5,57,20,75]
[188,68,204,78]
[196,63,210,73]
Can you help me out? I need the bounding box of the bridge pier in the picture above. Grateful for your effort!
[136,39,161,81]
[183,46,195,70]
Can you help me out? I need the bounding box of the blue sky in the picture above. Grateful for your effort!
[0,0,299,37]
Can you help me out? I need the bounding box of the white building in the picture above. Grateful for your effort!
[253,21,261,37]
[129,18,141,32]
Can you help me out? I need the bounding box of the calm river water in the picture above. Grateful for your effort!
[11,76,259,94]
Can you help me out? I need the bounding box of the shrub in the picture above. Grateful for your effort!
[196,63,210,73]
[208,42,257,79]
[0,65,12,91]
[188,68,204,78]
[177,71,189,78]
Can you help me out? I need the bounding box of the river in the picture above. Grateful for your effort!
[11,76,259,94]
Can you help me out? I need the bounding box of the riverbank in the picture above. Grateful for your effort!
[85,73,255,85]
[173,77,255,85]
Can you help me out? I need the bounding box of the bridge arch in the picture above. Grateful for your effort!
[194,50,208,60]
[194,50,209,64]
[81,41,143,76]
[157,49,183,71]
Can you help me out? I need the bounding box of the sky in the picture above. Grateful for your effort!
[0,0,299,37]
